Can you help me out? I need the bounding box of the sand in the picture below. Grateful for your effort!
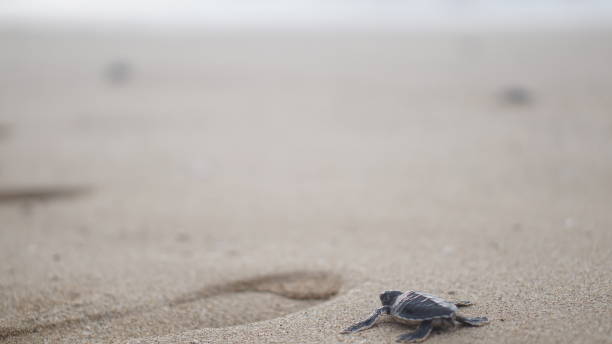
[0,28,611,343]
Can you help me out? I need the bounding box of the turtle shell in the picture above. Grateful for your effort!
[391,291,458,321]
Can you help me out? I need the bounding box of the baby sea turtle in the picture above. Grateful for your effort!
[341,290,488,342]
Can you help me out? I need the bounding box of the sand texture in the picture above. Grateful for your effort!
[0,29,611,343]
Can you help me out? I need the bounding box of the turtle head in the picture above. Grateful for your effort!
[379,290,402,306]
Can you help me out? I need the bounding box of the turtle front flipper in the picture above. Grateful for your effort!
[396,320,433,343]
[341,306,388,334]
[456,315,489,326]
[454,300,473,307]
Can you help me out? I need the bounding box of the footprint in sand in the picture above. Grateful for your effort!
[0,271,343,343]
[170,270,342,328]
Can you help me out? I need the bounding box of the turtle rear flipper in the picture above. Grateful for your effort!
[396,320,432,343]
[456,315,489,326]
[341,306,388,333]
[454,300,473,307]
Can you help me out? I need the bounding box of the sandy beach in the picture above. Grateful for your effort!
[1,28,611,343]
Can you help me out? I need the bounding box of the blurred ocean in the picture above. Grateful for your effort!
[1,0,612,32]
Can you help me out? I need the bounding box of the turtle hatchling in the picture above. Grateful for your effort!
[341,290,488,342]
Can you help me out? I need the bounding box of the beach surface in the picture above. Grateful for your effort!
[1,28,611,343]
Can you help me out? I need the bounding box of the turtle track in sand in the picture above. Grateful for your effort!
[0,270,343,342]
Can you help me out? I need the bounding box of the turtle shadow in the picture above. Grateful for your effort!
[371,318,483,343]
[0,270,343,342]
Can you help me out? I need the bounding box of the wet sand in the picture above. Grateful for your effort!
[0,28,611,343]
